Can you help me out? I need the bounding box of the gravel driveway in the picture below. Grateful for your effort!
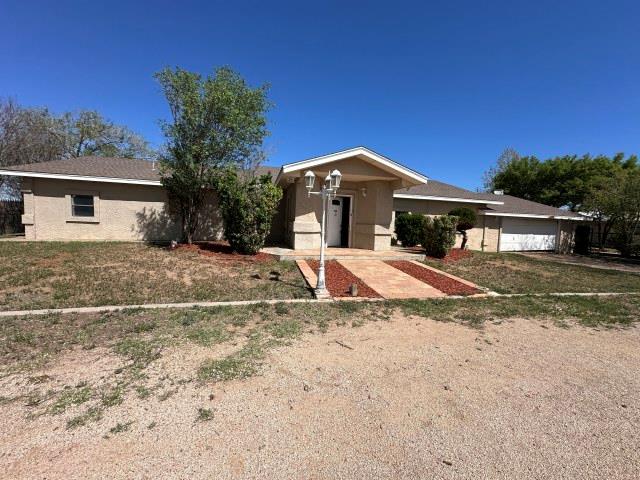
[2,315,639,479]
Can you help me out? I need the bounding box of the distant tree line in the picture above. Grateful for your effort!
[484,148,640,256]
[0,98,153,199]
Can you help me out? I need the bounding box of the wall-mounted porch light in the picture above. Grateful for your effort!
[330,169,342,190]
[304,170,316,196]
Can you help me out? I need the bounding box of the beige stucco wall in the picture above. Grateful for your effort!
[19,175,578,253]
[22,178,223,242]
[394,198,484,217]
[284,157,401,251]
[481,215,501,252]
[556,220,576,254]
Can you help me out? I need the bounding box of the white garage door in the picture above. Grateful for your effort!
[500,218,557,251]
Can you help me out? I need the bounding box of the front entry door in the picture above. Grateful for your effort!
[327,197,344,247]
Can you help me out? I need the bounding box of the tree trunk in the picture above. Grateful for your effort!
[181,216,190,244]
[460,231,468,250]
[595,221,603,250]
[181,206,192,244]
[601,220,614,250]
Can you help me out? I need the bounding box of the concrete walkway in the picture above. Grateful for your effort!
[0,298,332,318]
[1,292,639,318]
[338,259,446,299]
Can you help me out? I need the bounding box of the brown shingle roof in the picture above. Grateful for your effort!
[395,179,582,218]
[482,194,582,218]
[3,157,582,218]
[395,179,498,201]
[2,156,161,181]
[254,166,280,180]
[2,157,282,183]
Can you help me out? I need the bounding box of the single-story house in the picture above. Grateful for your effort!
[0,146,583,252]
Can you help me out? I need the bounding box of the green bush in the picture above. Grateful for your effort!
[216,170,283,255]
[395,213,427,247]
[422,215,458,258]
[448,207,477,250]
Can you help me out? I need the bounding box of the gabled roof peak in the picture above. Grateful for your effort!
[278,146,429,186]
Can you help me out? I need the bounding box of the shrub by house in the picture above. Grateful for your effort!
[448,207,477,250]
[395,213,427,247]
[216,170,282,255]
[423,215,458,258]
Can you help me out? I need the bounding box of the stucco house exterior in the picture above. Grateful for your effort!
[0,146,583,252]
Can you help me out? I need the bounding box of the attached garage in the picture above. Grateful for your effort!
[499,218,557,252]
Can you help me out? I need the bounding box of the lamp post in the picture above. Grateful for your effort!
[305,169,342,297]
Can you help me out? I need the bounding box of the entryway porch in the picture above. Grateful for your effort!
[274,147,430,252]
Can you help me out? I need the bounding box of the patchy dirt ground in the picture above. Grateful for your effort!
[0,242,310,311]
[425,251,640,294]
[1,313,638,479]
[520,252,640,275]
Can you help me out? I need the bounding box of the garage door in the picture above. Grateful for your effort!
[499,218,557,251]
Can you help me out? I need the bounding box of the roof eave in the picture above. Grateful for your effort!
[393,193,504,205]
[0,170,162,186]
[482,212,584,220]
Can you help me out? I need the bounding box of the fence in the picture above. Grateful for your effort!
[587,222,640,254]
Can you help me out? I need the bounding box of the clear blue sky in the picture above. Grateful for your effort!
[2,1,639,190]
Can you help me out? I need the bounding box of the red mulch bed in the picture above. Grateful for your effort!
[386,260,481,296]
[173,242,274,263]
[307,260,381,298]
[426,248,473,263]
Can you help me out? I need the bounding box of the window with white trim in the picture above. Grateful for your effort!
[71,194,95,217]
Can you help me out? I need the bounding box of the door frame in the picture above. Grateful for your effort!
[335,193,354,248]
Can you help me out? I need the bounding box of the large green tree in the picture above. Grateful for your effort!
[484,148,638,211]
[583,170,640,256]
[155,67,271,244]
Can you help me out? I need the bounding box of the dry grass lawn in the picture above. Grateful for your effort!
[1,296,639,478]
[425,251,640,293]
[0,242,310,311]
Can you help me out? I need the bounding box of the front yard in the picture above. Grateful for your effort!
[1,296,639,478]
[425,251,640,293]
[0,242,310,311]
[2,242,639,478]
[3,243,640,313]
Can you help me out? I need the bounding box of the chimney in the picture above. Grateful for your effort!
[493,189,504,195]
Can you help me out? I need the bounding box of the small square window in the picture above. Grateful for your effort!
[71,195,95,217]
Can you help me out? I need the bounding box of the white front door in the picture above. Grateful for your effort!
[327,197,343,247]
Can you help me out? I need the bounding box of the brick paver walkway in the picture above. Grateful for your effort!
[338,260,446,299]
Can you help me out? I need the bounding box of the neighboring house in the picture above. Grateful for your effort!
[0,146,583,252]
